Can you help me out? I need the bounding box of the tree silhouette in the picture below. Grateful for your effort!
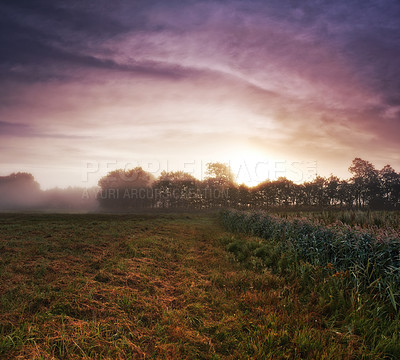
[324,175,339,206]
[154,171,197,209]
[91,158,400,211]
[97,168,154,209]
[0,172,41,209]
[349,158,379,208]
[379,165,399,208]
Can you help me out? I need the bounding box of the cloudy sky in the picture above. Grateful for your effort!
[1,0,399,188]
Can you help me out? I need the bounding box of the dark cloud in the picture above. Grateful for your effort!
[0,0,132,80]
[0,0,129,39]
[346,32,400,106]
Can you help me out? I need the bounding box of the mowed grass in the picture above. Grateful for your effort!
[0,213,378,359]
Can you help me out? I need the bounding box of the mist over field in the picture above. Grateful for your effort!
[0,173,99,211]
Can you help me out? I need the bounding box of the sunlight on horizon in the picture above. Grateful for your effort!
[224,147,277,187]
[224,146,319,187]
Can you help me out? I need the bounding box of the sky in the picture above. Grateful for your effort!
[0,0,399,189]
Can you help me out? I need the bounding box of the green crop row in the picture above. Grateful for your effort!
[274,210,400,230]
[220,209,400,313]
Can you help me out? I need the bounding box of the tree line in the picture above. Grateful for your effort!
[1,158,398,211]
[97,158,400,210]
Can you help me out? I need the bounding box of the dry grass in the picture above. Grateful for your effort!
[0,213,378,359]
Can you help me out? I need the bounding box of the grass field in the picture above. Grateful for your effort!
[0,213,396,359]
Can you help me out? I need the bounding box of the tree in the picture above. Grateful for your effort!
[379,165,399,208]
[337,180,354,208]
[98,168,154,189]
[274,177,296,206]
[153,171,197,209]
[203,163,236,208]
[349,158,379,208]
[205,162,236,188]
[97,168,155,209]
[253,180,274,208]
[309,176,328,207]
[326,175,340,206]
[0,172,41,209]
[229,184,252,209]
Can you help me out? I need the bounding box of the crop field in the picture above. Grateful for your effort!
[273,210,400,230]
[0,212,399,359]
[221,209,400,359]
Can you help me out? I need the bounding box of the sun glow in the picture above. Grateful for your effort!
[224,147,272,187]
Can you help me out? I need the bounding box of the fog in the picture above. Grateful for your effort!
[0,173,98,211]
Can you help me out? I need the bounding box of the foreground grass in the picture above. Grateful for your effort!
[0,213,383,359]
